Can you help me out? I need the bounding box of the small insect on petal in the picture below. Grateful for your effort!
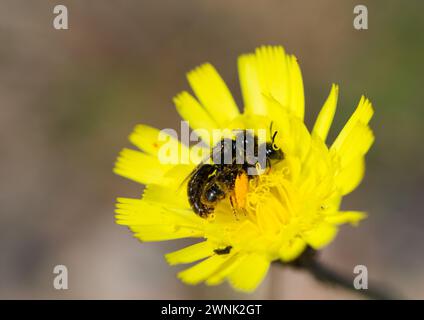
[214,246,233,255]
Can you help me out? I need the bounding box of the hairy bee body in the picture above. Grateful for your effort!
[187,130,283,218]
[187,164,220,218]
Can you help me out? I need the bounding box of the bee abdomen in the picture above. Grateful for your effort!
[187,164,216,218]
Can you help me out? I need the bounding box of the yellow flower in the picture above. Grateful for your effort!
[114,46,374,292]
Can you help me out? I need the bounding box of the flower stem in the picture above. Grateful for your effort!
[277,247,400,300]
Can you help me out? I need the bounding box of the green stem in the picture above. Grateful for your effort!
[276,247,400,300]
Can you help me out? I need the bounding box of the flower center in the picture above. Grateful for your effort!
[245,165,295,232]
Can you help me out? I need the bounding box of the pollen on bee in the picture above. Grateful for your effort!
[234,172,249,209]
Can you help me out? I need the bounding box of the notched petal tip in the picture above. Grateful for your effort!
[165,241,213,266]
[312,83,339,142]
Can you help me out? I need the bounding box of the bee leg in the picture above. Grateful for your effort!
[250,174,259,188]
[229,195,239,221]
[266,158,272,173]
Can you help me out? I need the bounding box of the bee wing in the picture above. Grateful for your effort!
[178,165,200,191]
[177,141,231,191]
[177,150,216,191]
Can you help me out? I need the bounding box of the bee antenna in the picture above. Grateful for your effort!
[269,121,274,138]
[272,130,278,143]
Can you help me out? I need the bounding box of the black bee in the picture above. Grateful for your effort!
[186,127,284,219]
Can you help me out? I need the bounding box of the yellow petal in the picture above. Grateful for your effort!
[238,53,267,115]
[333,124,374,169]
[178,255,231,285]
[238,46,304,120]
[165,241,214,265]
[279,237,307,262]
[303,223,338,249]
[227,253,270,292]
[115,197,166,226]
[116,199,203,241]
[325,211,367,226]
[115,197,204,241]
[162,163,199,192]
[142,183,190,209]
[263,96,311,161]
[312,84,339,142]
[335,156,365,195]
[129,124,190,162]
[174,91,218,143]
[256,197,285,235]
[131,224,203,241]
[286,114,311,162]
[205,255,242,286]
[113,148,172,185]
[332,96,374,152]
[187,63,240,126]
[287,54,305,120]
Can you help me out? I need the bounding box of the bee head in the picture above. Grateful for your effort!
[266,124,284,160]
[266,142,284,160]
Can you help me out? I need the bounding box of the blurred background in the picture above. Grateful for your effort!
[0,0,423,299]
